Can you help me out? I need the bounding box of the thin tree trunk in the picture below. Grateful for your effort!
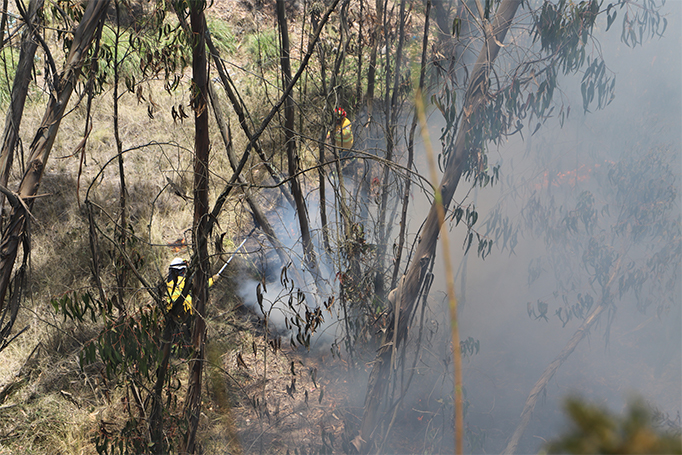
[327,0,355,252]
[0,0,8,48]
[324,0,360,360]
[318,131,331,252]
[315,29,330,252]
[355,0,364,105]
[376,0,406,300]
[0,0,110,318]
[207,81,306,288]
[86,202,106,303]
[183,1,209,452]
[502,302,607,454]
[328,0,353,242]
[503,253,626,454]
[176,8,296,211]
[366,0,383,109]
[113,0,128,314]
[391,0,430,290]
[276,0,321,282]
[330,0,351,96]
[326,0,351,229]
[149,317,174,449]
[206,0,341,238]
[204,31,296,210]
[358,0,521,451]
[0,0,44,217]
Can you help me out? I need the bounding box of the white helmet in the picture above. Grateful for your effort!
[169,257,187,270]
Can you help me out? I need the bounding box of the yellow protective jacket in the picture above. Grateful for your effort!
[333,117,354,150]
[166,275,215,315]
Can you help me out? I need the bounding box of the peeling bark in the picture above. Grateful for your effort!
[0,0,110,323]
[0,0,45,217]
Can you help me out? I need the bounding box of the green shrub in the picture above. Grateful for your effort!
[0,46,19,107]
[544,397,682,454]
[208,18,237,56]
[245,29,279,70]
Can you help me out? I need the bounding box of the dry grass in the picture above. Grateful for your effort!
[0,318,103,454]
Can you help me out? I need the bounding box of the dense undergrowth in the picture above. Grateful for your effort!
[0,2,279,453]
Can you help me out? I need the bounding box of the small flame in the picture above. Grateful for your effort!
[168,238,187,252]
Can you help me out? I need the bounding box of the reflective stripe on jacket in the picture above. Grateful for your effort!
[166,276,215,315]
[167,276,192,314]
[334,118,353,149]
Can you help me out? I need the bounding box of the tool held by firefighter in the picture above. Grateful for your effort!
[216,233,250,277]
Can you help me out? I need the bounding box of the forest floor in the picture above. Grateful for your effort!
[208,306,448,455]
[222,322,361,454]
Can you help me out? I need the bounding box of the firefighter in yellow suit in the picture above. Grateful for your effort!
[166,258,217,315]
[328,107,353,154]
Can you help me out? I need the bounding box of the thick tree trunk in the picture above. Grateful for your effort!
[431,0,452,41]
[0,0,109,319]
[0,0,45,215]
[183,1,210,452]
[358,0,522,451]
